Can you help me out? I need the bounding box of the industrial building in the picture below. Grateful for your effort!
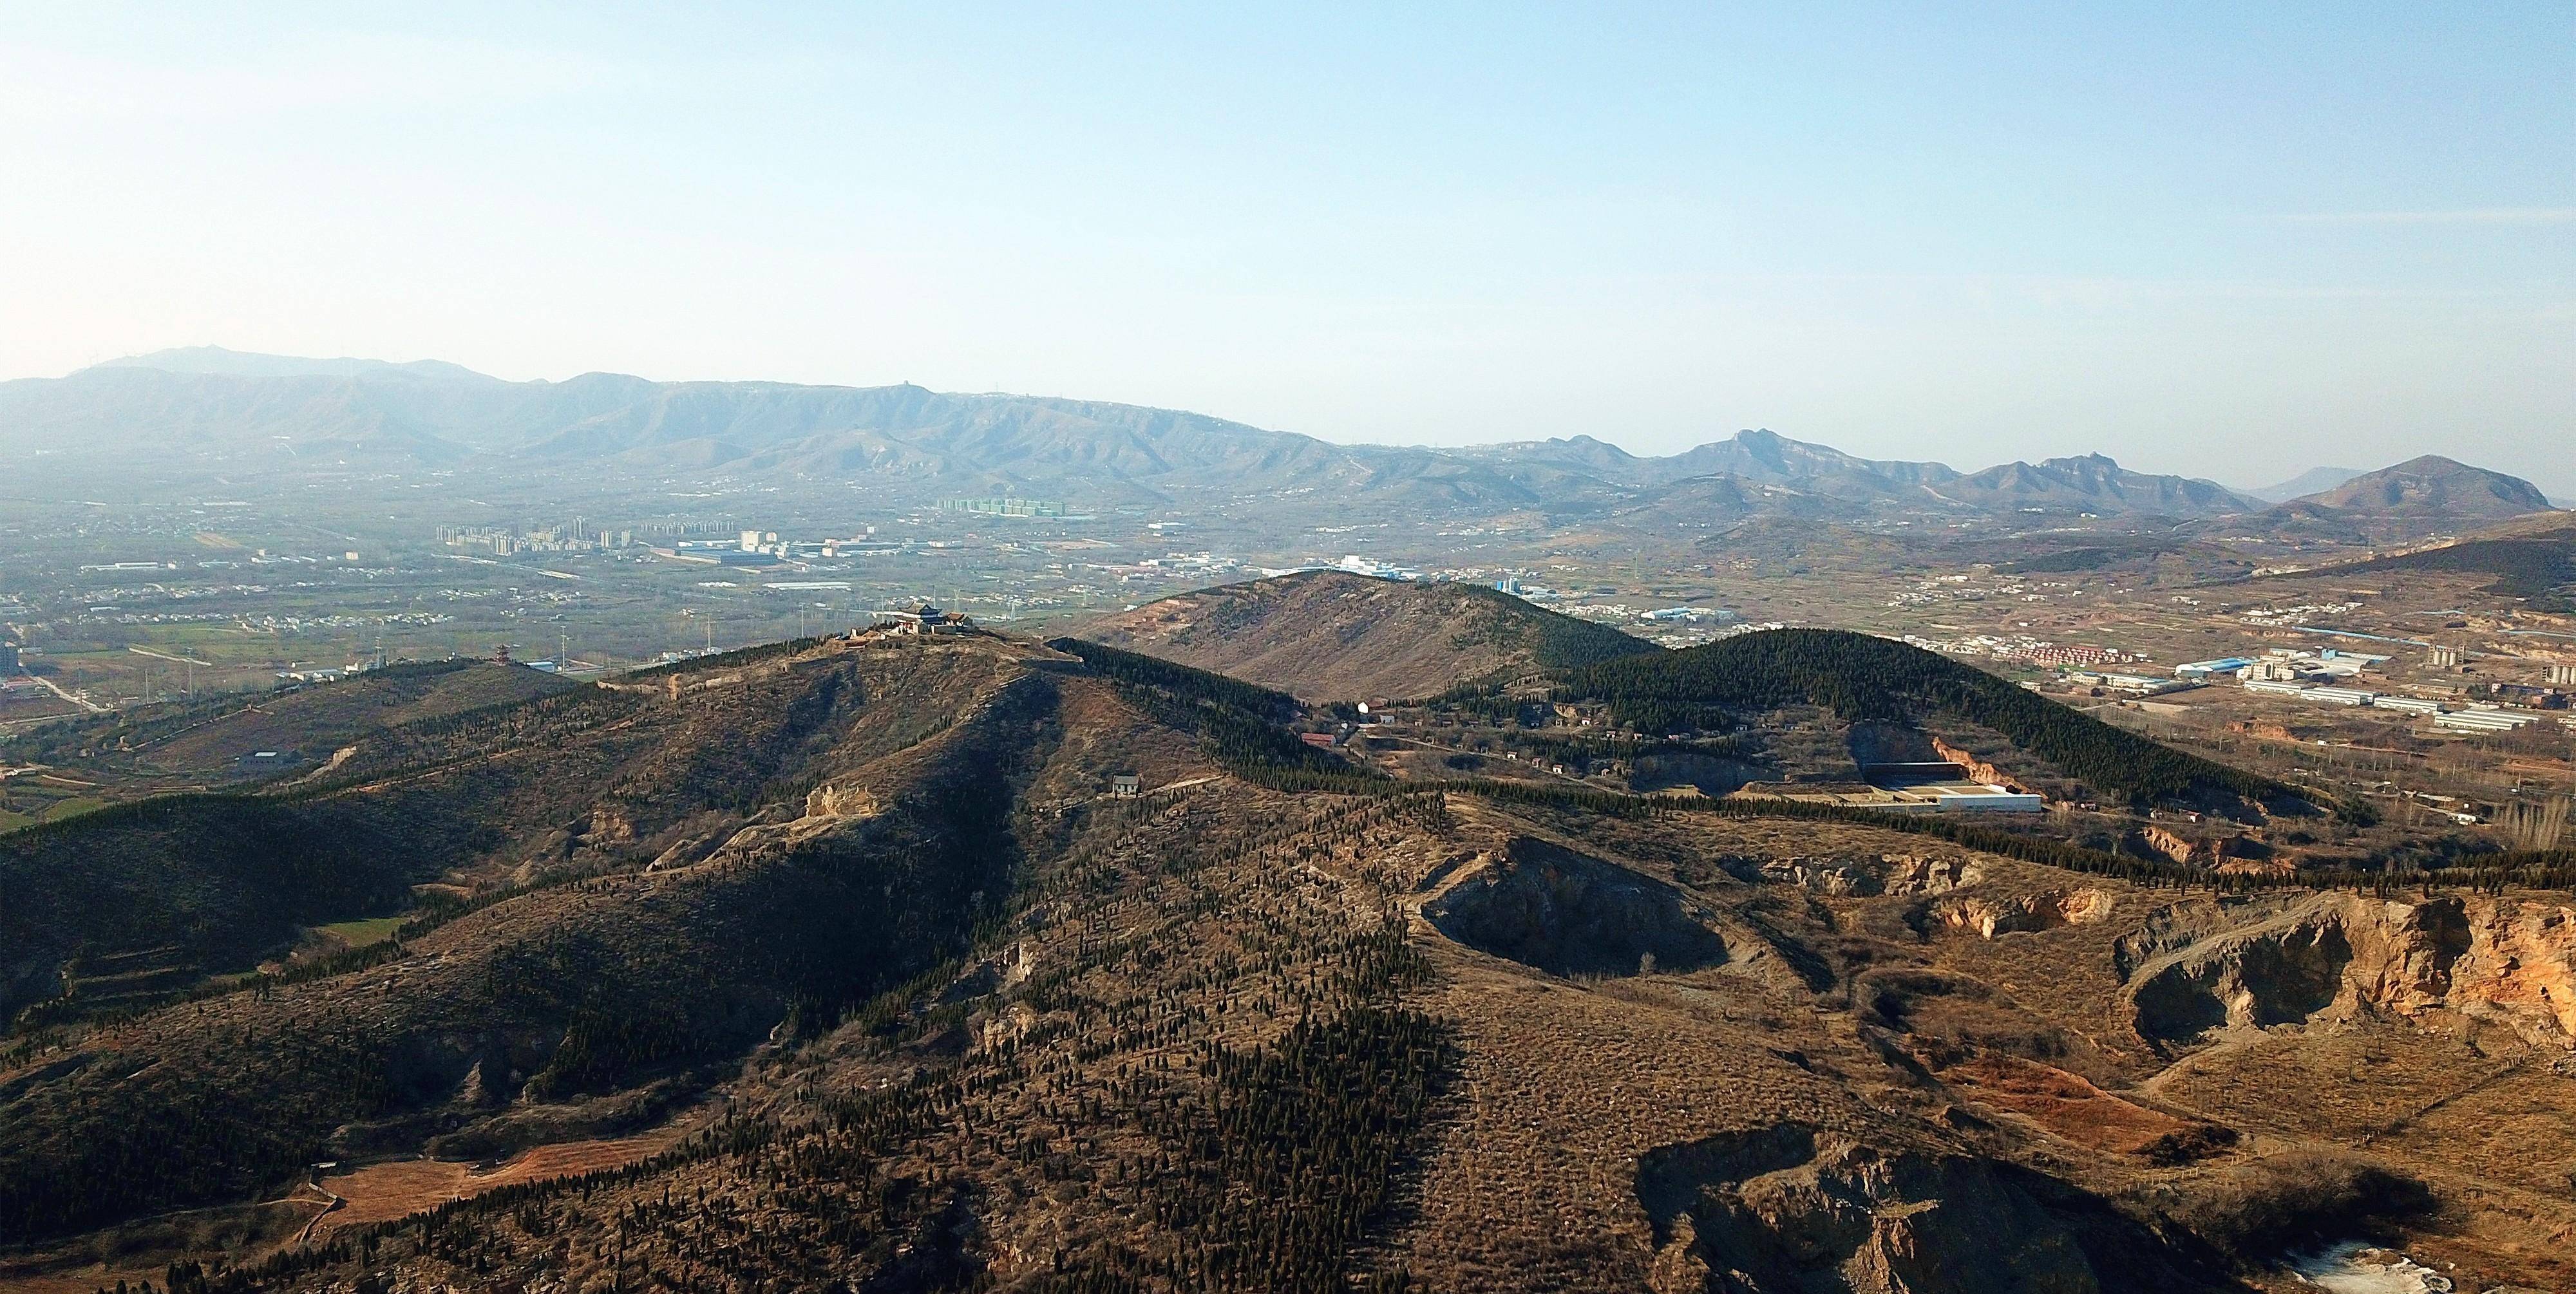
[1736,780,2042,814]
[2245,659,2316,683]
[2174,657,2253,680]
[940,497,1079,519]
[2432,709,2541,734]
[2067,670,2188,695]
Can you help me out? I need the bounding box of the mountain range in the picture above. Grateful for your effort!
[0,348,2555,525]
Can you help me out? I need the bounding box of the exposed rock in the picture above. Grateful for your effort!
[2128,903,2353,1044]
[2442,896,2576,1044]
[1425,836,1728,977]
[1928,890,2114,940]
[1929,736,2026,794]
[804,782,883,820]
[2139,825,2242,868]
[1760,856,1885,897]
[1638,1126,2107,1293]
[1757,854,1982,898]
[1883,856,1982,897]
[2125,893,2576,1049]
[2112,901,2249,981]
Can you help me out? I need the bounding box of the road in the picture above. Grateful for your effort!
[23,671,109,713]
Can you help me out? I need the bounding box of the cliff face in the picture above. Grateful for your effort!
[1423,836,1730,977]
[2138,825,2246,868]
[2125,893,2576,1049]
[1639,1127,2108,1294]
[1929,735,2022,792]
[2447,899,2576,1042]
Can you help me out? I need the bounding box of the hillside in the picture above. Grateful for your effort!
[2279,455,2554,520]
[0,659,578,791]
[1549,628,2294,809]
[1078,570,1656,700]
[1460,428,1965,503]
[1599,472,1864,530]
[1933,454,2257,518]
[0,628,2570,1291]
[2272,523,2576,609]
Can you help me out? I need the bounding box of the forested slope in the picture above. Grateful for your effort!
[1553,629,2293,807]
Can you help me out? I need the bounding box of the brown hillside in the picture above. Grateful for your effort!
[1079,569,1653,700]
[1,630,2570,1292]
[2282,455,2555,520]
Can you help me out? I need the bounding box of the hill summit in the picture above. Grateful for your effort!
[2282,455,2553,519]
[1078,570,1654,700]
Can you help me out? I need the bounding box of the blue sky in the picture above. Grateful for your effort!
[3,3,2568,490]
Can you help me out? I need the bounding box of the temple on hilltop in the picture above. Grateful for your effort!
[867,603,975,635]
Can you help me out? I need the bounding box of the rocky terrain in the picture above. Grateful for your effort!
[0,616,2570,1293]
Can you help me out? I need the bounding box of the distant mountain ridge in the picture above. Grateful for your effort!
[2242,465,2367,503]
[90,345,498,383]
[0,349,2541,522]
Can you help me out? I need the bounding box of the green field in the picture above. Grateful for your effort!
[311,915,407,948]
[39,798,102,823]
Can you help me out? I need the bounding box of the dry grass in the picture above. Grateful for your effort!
[312,1129,689,1236]
[1938,1055,2221,1160]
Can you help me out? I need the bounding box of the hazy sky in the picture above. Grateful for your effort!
[3,4,2570,491]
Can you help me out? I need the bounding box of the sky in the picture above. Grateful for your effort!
[2,3,2570,492]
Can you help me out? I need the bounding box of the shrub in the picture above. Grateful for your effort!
[2166,1150,2432,1257]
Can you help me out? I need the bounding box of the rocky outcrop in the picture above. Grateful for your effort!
[1756,854,1982,898]
[2139,825,2238,868]
[1929,736,2023,794]
[2446,897,2576,1043]
[1638,1126,2107,1293]
[1884,856,1981,896]
[1927,890,2115,940]
[2112,900,2259,980]
[1425,837,1728,977]
[2124,892,2576,1049]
